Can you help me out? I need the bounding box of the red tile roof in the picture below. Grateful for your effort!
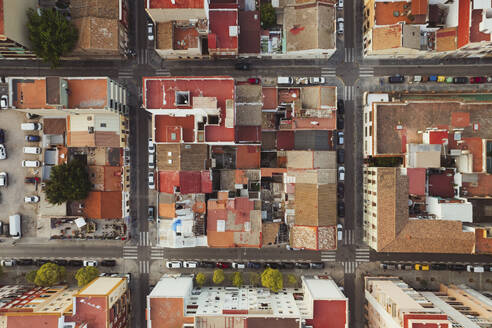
[451,112,470,127]
[69,296,108,328]
[457,0,470,48]
[83,191,122,219]
[180,171,202,194]
[428,130,449,144]
[262,87,278,109]
[407,168,426,196]
[148,0,204,9]
[462,137,483,173]
[238,11,260,53]
[158,170,179,193]
[428,173,454,198]
[154,115,194,143]
[158,170,212,194]
[0,0,4,36]
[277,131,295,150]
[313,300,347,328]
[375,2,413,25]
[236,145,260,169]
[471,9,491,43]
[7,315,60,328]
[411,0,428,16]
[235,126,261,143]
[209,5,239,51]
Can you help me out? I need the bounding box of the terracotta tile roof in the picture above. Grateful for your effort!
[313,300,347,328]
[70,0,119,19]
[208,5,239,52]
[68,296,108,328]
[149,298,188,328]
[375,2,412,25]
[462,137,483,173]
[236,145,260,169]
[436,27,457,52]
[407,168,426,195]
[43,118,66,135]
[262,87,278,109]
[457,0,470,48]
[83,191,122,219]
[7,315,60,328]
[295,183,336,226]
[411,0,428,16]
[72,17,119,54]
[372,25,402,50]
[67,78,108,109]
[149,0,204,9]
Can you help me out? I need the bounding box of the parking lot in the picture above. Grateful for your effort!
[0,110,42,239]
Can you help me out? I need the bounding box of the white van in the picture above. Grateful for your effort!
[23,147,41,154]
[22,160,40,167]
[21,123,42,131]
[277,77,293,85]
[9,214,21,239]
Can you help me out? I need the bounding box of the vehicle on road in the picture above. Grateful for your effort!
[54,259,68,266]
[412,75,422,83]
[309,77,325,84]
[247,78,261,84]
[266,262,280,269]
[22,160,40,167]
[437,76,446,82]
[453,77,468,84]
[25,177,40,184]
[337,0,343,8]
[414,264,429,271]
[0,95,7,109]
[337,100,344,114]
[35,259,51,266]
[68,260,83,267]
[183,261,198,268]
[470,76,486,83]
[445,77,453,83]
[430,263,447,270]
[277,77,293,85]
[0,129,4,143]
[21,123,42,131]
[337,149,344,164]
[286,245,301,251]
[380,263,396,270]
[0,172,7,187]
[295,262,310,269]
[1,260,15,267]
[25,135,40,142]
[9,214,21,239]
[24,196,40,203]
[247,262,262,269]
[148,138,155,153]
[337,224,343,240]
[148,206,155,221]
[166,261,182,269]
[101,260,116,267]
[17,259,34,265]
[232,262,246,269]
[337,131,344,145]
[147,23,154,41]
[235,62,250,71]
[83,260,98,267]
[0,144,6,160]
[338,166,345,181]
[310,262,325,269]
[337,116,344,130]
[388,75,404,83]
[23,147,41,154]
[397,263,413,270]
[148,154,155,169]
[337,18,344,34]
[429,75,438,82]
[484,265,492,272]
[216,262,230,269]
[148,171,155,190]
[337,183,344,198]
[337,202,345,217]
[281,262,295,269]
[467,265,484,272]
[199,261,215,268]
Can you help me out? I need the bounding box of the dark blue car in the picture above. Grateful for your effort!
[25,135,40,142]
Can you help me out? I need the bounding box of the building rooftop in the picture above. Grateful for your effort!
[43,118,67,135]
[375,2,413,25]
[372,25,402,51]
[238,11,260,54]
[208,4,239,53]
[148,0,205,9]
[72,17,119,54]
[82,191,122,219]
[78,277,125,296]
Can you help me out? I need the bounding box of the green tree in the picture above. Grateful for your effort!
[249,272,260,286]
[231,272,243,288]
[287,274,297,287]
[261,267,283,292]
[260,3,276,29]
[75,267,99,287]
[45,159,91,205]
[34,263,66,287]
[213,269,225,285]
[27,8,78,68]
[195,273,206,287]
[26,270,37,284]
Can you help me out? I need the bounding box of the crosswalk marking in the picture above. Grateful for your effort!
[139,260,150,274]
[344,48,354,63]
[343,229,355,245]
[359,66,374,77]
[118,68,134,80]
[155,68,171,76]
[343,85,354,101]
[138,49,148,65]
[123,246,138,259]
[321,67,336,78]
[343,261,356,274]
[321,251,337,262]
[151,247,165,260]
[356,248,371,262]
[139,231,150,247]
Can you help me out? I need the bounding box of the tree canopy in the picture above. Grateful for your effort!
[75,266,99,287]
[261,267,283,292]
[212,269,225,285]
[287,274,298,287]
[249,272,260,287]
[231,272,243,288]
[26,270,37,284]
[260,3,276,29]
[34,263,66,287]
[26,8,78,67]
[45,159,91,205]
[195,273,206,287]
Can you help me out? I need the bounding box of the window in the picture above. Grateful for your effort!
[100,123,107,128]
[171,133,177,140]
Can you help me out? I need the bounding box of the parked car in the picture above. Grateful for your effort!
[453,77,468,84]
[1,260,15,267]
[277,77,293,85]
[388,75,404,83]
[337,0,343,8]
[24,196,40,203]
[24,177,40,184]
[286,245,301,251]
[183,261,198,268]
[148,138,155,153]
[337,116,344,130]
[429,75,438,82]
[337,149,344,164]
[101,260,116,267]
[147,23,154,41]
[397,263,413,270]
[412,75,422,83]
[309,77,325,84]
[216,262,230,269]
[235,62,250,70]
[0,129,4,143]
[445,77,453,83]
[338,166,345,181]
[380,263,396,270]
[310,262,325,269]
[337,223,343,241]
[484,265,492,272]
[337,131,344,145]
[247,262,262,269]
[247,78,261,84]
[467,265,484,273]
[0,172,7,187]
[337,202,345,217]
[0,144,6,160]
[415,264,429,271]
[21,123,42,131]
[23,147,41,154]
[448,264,466,271]
[487,77,492,83]
[25,135,41,142]
[22,160,40,167]
[166,261,182,269]
[148,154,155,169]
[35,259,52,266]
[0,95,7,109]
[199,261,216,268]
[430,263,447,270]
[437,76,446,82]
[68,260,84,267]
[281,262,295,269]
[232,262,246,269]
[470,76,486,84]
[17,259,34,266]
[337,183,344,198]
[54,259,68,266]
[337,18,344,34]
[83,260,98,267]
[295,262,310,269]
[148,171,155,189]
[148,206,155,221]
[337,100,344,114]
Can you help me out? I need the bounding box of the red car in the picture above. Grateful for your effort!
[470,76,486,83]
[247,78,261,84]
[216,262,230,269]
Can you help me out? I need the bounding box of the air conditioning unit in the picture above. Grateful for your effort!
[229,26,238,37]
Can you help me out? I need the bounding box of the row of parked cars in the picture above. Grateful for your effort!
[277,76,326,85]
[388,75,492,84]
[0,258,117,267]
[381,262,492,272]
[166,260,325,270]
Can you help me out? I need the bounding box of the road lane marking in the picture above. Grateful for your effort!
[321,251,337,262]
[344,48,354,63]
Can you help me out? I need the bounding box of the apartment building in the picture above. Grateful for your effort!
[0,0,37,59]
